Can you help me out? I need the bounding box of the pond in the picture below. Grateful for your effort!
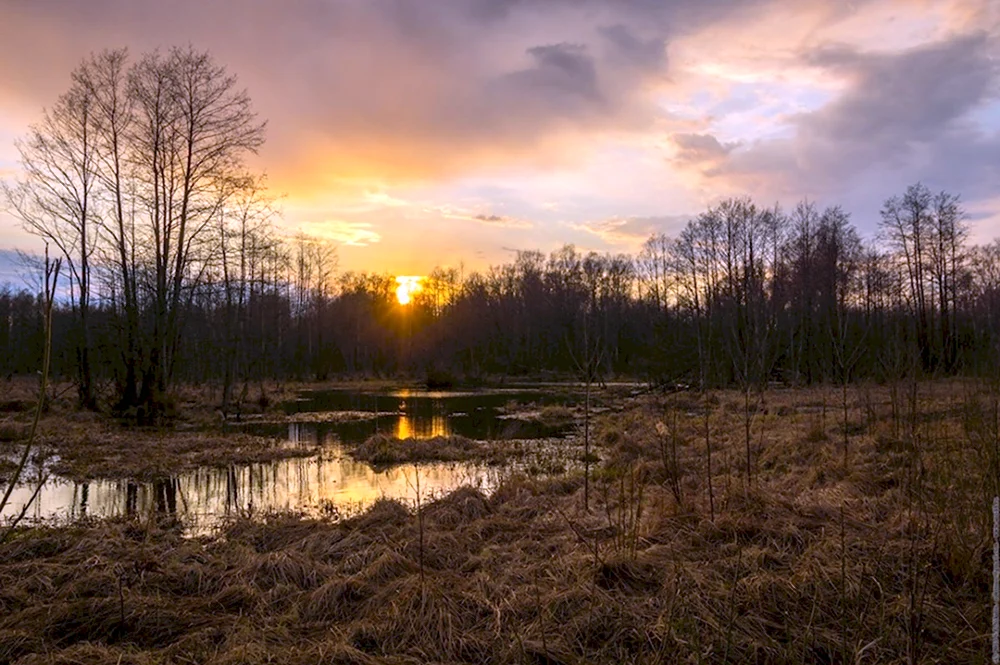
[246,387,575,443]
[1,387,576,532]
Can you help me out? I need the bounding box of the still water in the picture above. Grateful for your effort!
[2,388,572,530]
[5,452,497,533]
[253,388,574,442]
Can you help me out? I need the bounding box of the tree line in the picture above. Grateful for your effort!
[3,48,1000,417]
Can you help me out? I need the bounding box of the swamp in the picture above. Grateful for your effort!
[1,378,997,664]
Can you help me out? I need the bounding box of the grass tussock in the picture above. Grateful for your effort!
[0,457,17,484]
[350,433,484,466]
[496,403,578,439]
[1,380,997,663]
[349,433,574,472]
[0,420,30,442]
[531,404,576,428]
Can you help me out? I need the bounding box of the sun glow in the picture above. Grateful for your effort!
[395,276,423,305]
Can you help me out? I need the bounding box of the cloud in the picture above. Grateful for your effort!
[424,203,534,228]
[4,0,1000,265]
[0,0,793,197]
[599,24,667,74]
[363,191,409,208]
[472,213,534,229]
[313,221,382,247]
[501,43,602,111]
[572,215,690,245]
[670,132,739,170]
[798,33,997,151]
[680,29,1000,206]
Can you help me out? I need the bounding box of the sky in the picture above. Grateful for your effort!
[0,0,999,276]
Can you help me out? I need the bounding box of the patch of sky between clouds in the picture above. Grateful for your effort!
[964,101,1000,132]
[963,196,1000,244]
[708,81,838,144]
[657,91,712,123]
[0,249,25,287]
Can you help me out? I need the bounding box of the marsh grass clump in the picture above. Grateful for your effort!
[536,405,575,427]
[423,486,492,528]
[15,420,316,481]
[0,420,29,442]
[805,416,829,442]
[350,433,483,466]
[0,457,17,484]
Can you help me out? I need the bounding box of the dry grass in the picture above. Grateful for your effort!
[0,457,16,484]
[0,412,315,482]
[1,379,996,663]
[0,377,317,481]
[348,433,578,471]
[350,434,488,466]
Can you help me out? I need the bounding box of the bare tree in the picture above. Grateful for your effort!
[79,48,140,409]
[219,176,277,411]
[5,75,99,408]
[568,297,604,513]
[881,184,935,372]
[128,47,265,416]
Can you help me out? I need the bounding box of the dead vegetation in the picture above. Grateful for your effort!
[0,379,996,663]
[0,377,317,482]
[351,434,493,467]
[0,459,16,484]
[348,433,580,474]
[0,413,315,482]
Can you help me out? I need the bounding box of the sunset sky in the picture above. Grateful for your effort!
[1,0,999,275]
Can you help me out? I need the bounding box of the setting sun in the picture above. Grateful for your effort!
[395,276,423,305]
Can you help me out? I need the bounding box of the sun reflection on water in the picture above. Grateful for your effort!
[4,448,496,535]
[395,414,449,440]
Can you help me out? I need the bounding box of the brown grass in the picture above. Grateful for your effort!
[1,379,996,663]
[348,433,577,471]
[350,433,487,466]
[0,458,16,484]
[0,412,315,482]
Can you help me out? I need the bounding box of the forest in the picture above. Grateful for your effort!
[3,176,1000,410]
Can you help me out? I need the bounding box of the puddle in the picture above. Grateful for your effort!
[1,387,576,531]
[2,447,496,534]
[239,387,575,443]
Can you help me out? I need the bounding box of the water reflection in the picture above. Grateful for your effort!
[395,412,448,440]
[2,447,496,532]
[256,388,573,445]
[2,388,572,532]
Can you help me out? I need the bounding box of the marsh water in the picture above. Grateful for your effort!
[255,388,574,442]
[2,387,575,531]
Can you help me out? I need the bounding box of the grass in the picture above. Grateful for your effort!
[348,433,584,473]
[0,377,317,482]
[0,458,16,484]
[496,403,579,440]
[351,434,495,467]
[1,379,996,663]
[0,412,315,482]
